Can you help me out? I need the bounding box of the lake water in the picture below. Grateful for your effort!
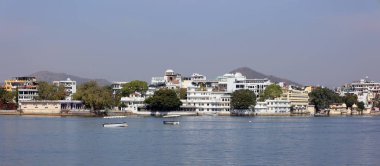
[1,115,380,166]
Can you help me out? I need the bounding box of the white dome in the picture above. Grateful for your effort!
[166,69,174,73]
[235,72,243,77]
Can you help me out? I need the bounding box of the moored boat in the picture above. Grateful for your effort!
[103,116,127,119]
[162,115,181,118]
[314,112,329,117]
[103,122,128,127]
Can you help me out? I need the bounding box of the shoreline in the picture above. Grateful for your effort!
[1,110,379,117]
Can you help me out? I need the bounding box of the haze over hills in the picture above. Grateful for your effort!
[229,67,303,87]
[28,71,111,86]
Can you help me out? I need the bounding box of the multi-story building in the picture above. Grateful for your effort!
[4,77,37,92]
[217,72,272,97]
[120,92,145,112]
[53,78,77,100]
[151,69,183,89]
[181,73,207,89]
[337,77,380,106]
[3,77,39,102]
[280,86,310,114]
[181,81,231,113]
[254,99,291,115]
[111,81,128,95]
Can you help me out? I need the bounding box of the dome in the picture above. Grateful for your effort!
[165,69,175,76]
[165,69,174,73]
[235,72,243,77]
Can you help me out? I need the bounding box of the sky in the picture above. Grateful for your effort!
[1,0,380,88]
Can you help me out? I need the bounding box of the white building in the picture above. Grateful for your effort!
[120,92,146,112]
[181,73,207,89]
[18,87,39,102]
[151,69,183,89]
[254,99,291,115]
[337,77,380,106]
[53,78,77,100]
[217,72,272,97]
[111,81,128,95]
[181,81,231,114]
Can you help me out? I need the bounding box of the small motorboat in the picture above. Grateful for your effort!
[163,121,180,125]
[163,115,180,125]
[103,116,127,119]
[103,122,128,128]
[314,113,329,117]
[162,115,181,118]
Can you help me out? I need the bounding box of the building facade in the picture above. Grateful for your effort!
[280,86,310,114]
[181,82,231,113]
[120,92,145,112]
[254,99,291,115]
[53,78,77,100]
[20,100,85,114]
[337,77,380,106]
[111,81,128,95]
[5,77,39,102]
[217,73,272,97]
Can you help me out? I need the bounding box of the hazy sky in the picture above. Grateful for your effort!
[1,0,379,87]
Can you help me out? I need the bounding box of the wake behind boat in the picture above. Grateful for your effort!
[103,122,128,128]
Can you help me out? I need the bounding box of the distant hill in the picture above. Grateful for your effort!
[28,71,111,86]
[229,67,302,87]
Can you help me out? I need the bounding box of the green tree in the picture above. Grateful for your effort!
[231,89,257,109]
[179,88,187,100]
[121,80,148,97]
[309,87,343,111]
[357,101,365,111]
[0,89,16,103]
[372,94,380,108]
[145,89,182,111]
[73,81,113,112]
[259,84,283,101]
[37,81,67,100]
[343,94,358,109]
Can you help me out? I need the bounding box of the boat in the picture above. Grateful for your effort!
[314,112,329,117]
[163,121,180,125]
[103,116,127,119]
[163,115,180,125]
[102,122,128,127]
[162,115,181,118]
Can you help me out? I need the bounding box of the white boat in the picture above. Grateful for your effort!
[163,115,180,125]
[163,121,180,125]
[102,122,128,128]
[103,116,127,119]
[163,115,181,118]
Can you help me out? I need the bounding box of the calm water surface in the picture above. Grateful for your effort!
[1,115,380,166]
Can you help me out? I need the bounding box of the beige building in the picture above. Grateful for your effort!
[20,100,85,114]
[329,103,349,115]
[20,101,61,114]
[280,86,310,114]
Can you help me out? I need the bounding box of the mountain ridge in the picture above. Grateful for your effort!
[28,71,111,86]
[229,67,302,87]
